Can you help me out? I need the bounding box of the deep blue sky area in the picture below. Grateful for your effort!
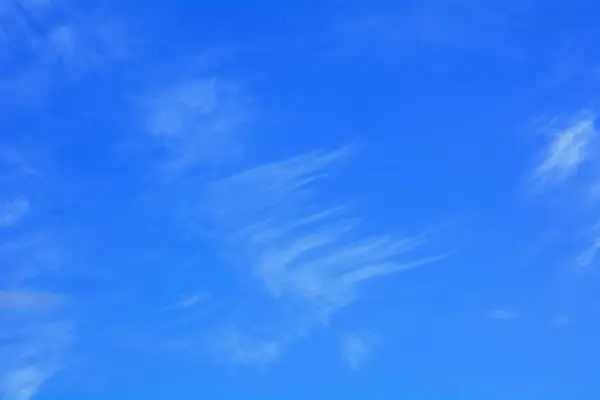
[1,1,600,399]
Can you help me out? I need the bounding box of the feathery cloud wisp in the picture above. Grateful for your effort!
[534,112,597,184]
[0,321,72,400]
[203,147,447,363]
[1,235,64,284]
[1,152,73,400]
[162,291,211,311]
[205,147,445,317]
[575,237,600,272]
[212,328,282,366]
[145,78,249,170]
[340,333,374,370]
[0,248,71,400]
[0,290,66,312]
[0,198,29,228]
[529,111,600,274]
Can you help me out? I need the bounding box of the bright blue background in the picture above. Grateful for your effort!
[1,1,599,399]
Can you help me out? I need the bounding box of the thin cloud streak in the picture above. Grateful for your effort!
[212,328,282,366]
[0,198,29,228]
[0,321,72,400]
[0,290,67,312]
[0,150,73,400]
[203,147,447,363]
[161,291,211,311]
[528,111,600,275]
[0,234,65,285]
[534,111,597,185]
[0,241,72,400]
[205,147,444,314]
[575,237,600,272]
[0,0,131,106]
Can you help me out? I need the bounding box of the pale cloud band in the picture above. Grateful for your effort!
[205,147,446,316]
[0,290,66,312]
[201,147,448,364]
[0,321,73,400]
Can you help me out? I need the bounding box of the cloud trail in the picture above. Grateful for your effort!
[201,147,447,363]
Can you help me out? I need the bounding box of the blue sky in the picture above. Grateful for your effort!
[1,1,600,399]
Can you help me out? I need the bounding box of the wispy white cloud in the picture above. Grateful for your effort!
[0,321,72,400]
[175,292,209,309]
[575,237,600,272]
[340,333,376,370]
[534,111,597,185]
[162,291,211,311]
[0,149,37,179]
[528,111,600,275]
[0,4,129,397]
[0,234,64,285]
[0,198,29,228]
[489,309,520,321]
[0,152,73,400]
[0,242,71,400]
[144,77,249,170]
[0,1,130,106]
[0,290,66,312]
[203,147,447,363]
[212,327,282,366]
